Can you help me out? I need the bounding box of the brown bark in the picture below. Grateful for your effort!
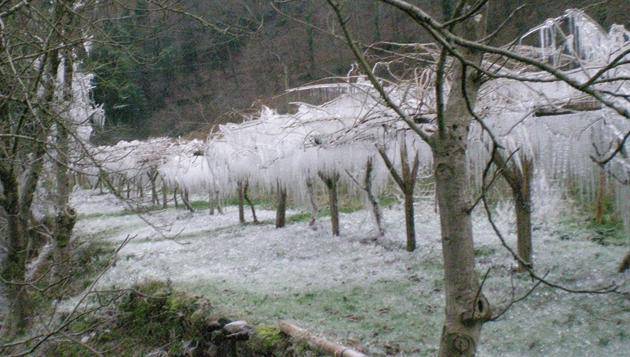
[378,141,419,251]
[275,181,287,228]
[148,170,159,206]
[243,181,258,223]
[209,190,215,215]
[514,158,533,272]
[494,152,534,272]
[162,180,168,209]
[1,39,61,337]
[1,196,29,338]
[52,207,77,279]
[434,11,489,356]
[237,180,245,224]
[306,178,318,226]
[319,171,340,236]
[363,157,385,237]
[619,252,630,273]
[53,44,74,280]
[181,188,194,212]
[215,190,224,214]
[93,174,102,193]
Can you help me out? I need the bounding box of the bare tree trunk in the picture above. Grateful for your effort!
[435,142,488,357]
[243,181,258,223]
[306,178,318,226]
[494,153,534,272]
[1,39,61,337]
[148,171,159,206]
[319,171,340,236]
[514,158,533,272]
[400,143,419,252]
[181,188,194,212]
[215,190,224,214]
[52,46,75,280]
[209,190,215,215]
[435,46,489,357]
[52,208,76,279]
[237,180,245,224]
[378,142,419,251]
[173,186,179,208]
[2,201,29,338]
[347,157,385,237]
[97,174,104,194]
[275,181,287,228]
[619,252,630,273]
[1,104,52,339]
[162,180,168,209]
[403,191,416,251]
[364,158,385,237]
[595,169,606,225]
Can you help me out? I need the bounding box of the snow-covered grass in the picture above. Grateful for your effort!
[71,189,628,356]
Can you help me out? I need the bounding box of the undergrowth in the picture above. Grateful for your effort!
[41,281,315,356]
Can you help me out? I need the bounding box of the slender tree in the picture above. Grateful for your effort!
[275,181,288,228]
[378,140,420,251]
[493,152,534,271]
[327,1,491,354]
[318,171,341,236]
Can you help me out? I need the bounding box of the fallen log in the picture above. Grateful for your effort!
[533,98,602,117]
[278,320,367,357]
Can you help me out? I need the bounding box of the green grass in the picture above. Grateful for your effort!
[379,195,399,208]
[182,257,445,356]
[286,212,313,224]
[474,246,496,257]
[79,209,139,220]
[558,191,627,246]
[43,281,299,355]
[585,196,627,245]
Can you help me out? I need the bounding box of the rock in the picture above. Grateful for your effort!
[223,320,253,340]
[223,320,248,334]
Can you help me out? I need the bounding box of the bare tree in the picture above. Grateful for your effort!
[346,156,385,237]
[1,2,65,337]
[237,180,246,224]
[275,180,288,228]
[377,140,419,251]
[305,178,319,226]
[243,180,258,223]
[318,171,341,236]
[327,0,624,355]
[493,152,534,271]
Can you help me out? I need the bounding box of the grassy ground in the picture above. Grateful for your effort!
[63,189,628,356]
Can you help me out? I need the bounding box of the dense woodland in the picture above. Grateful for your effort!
[90,0,629,141]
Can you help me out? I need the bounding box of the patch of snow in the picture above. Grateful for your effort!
[68,189,628,356]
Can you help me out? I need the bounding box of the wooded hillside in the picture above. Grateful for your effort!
[90,0,629,142]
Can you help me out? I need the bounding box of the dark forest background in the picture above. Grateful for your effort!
[88,0,629,143]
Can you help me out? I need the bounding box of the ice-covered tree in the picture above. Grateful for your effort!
[328,1,627,355]
[0,0,103,337]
